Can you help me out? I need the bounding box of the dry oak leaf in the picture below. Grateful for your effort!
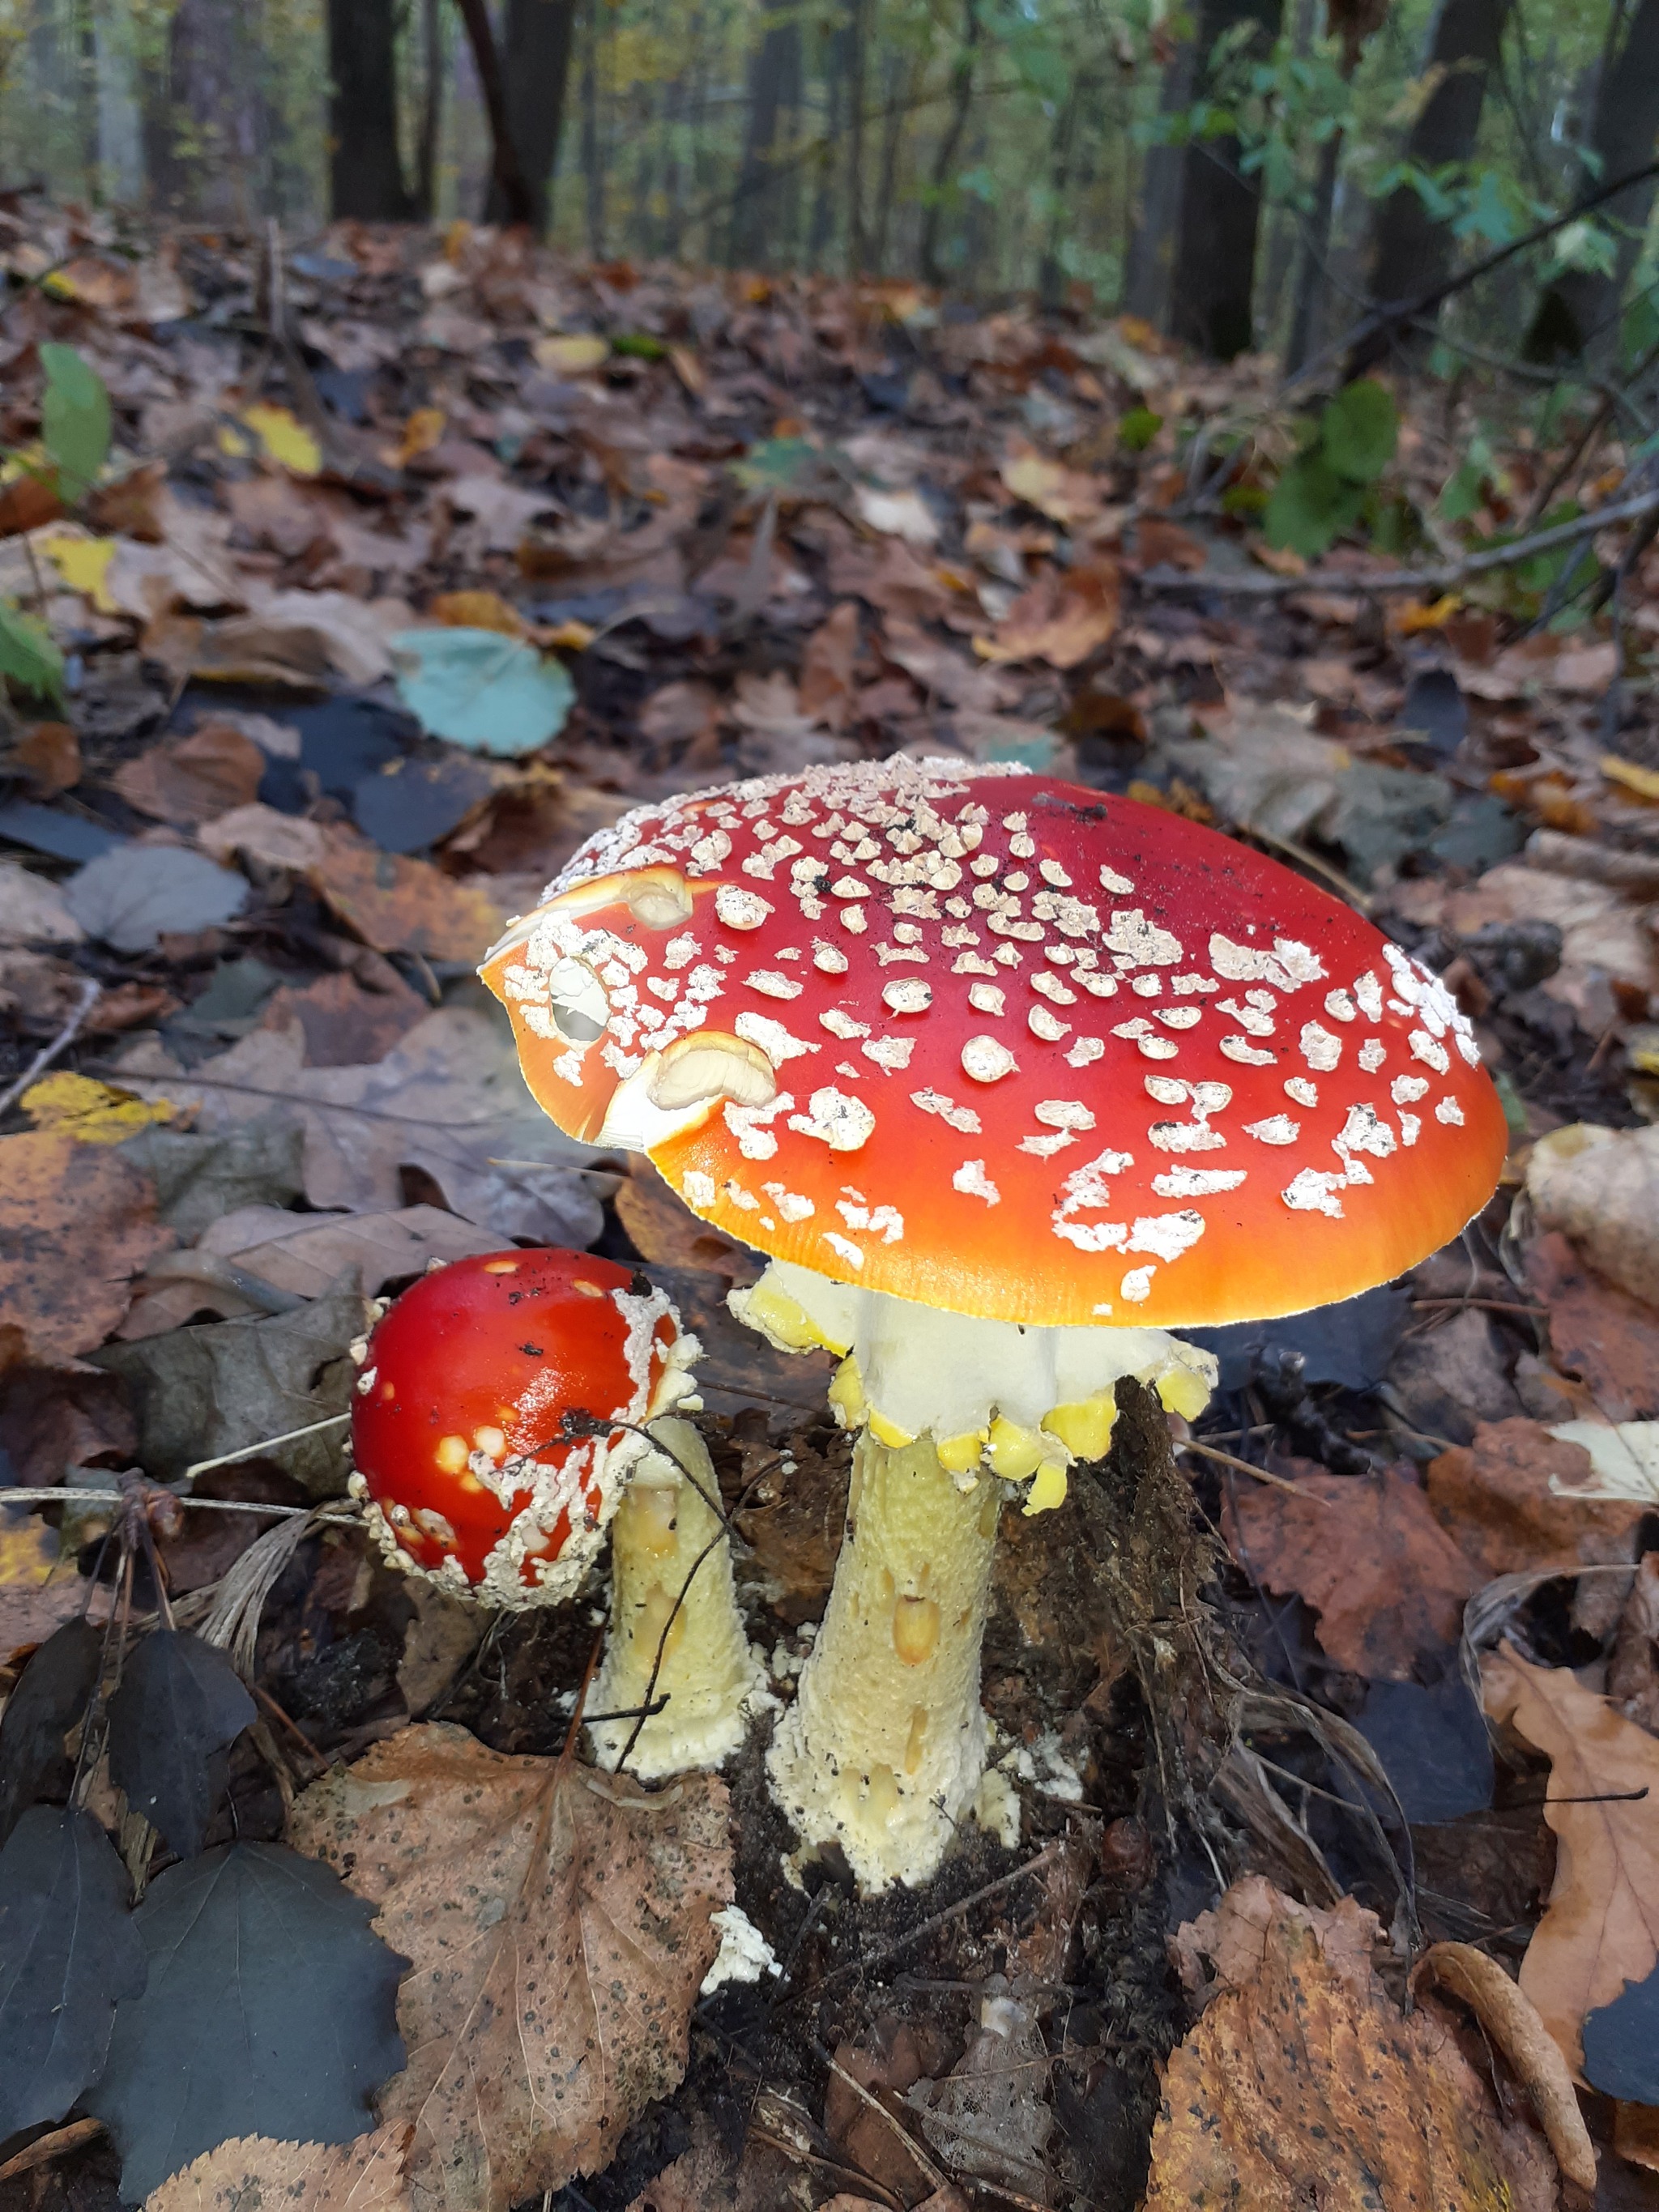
[1222,1466,1478,1680]
[1482,1647,1659,2073]
[287,1723,731,2212]
[1525,1230,1659,1424]
[0,1131,170,1364]
[143,2124,415,2212]
[309,830,507,965]
[1148,1879,1559,2212]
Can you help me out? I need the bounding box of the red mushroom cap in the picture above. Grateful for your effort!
[349,1247,689,1604]
[481,761,1508,1329]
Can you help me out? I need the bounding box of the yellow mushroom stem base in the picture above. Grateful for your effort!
[765,1429,1002,1893]
[589,1417,762,1779]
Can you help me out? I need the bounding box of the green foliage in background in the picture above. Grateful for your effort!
[1265,379,1399,559]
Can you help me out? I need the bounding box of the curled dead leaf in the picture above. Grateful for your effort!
[1412,1941,1596,2189]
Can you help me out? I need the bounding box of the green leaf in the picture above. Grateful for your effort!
[391,627,576,756]
[611,331,667,360]
[37,343,111,502]
[0,598,66,702]
[1320,380,1397,485]
[1264,453,1367,559]
[1117,406,1163,454]
[731,436,831,492]
[1437,458,1486,524]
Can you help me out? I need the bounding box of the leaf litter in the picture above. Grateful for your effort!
[0,202,1658,2209]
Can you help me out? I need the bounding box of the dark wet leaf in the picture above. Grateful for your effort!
[92,1270,363,1493]
[87,1840,407,2202]
[0,797,124,861]
[1582,1963,1659,2103]
[106,1630,257,1857]
[1187,1281,1411,1396]
[0,1806,147,2142]
[0,1617,103,1845]
[119,1110,306,1240]
[352,754,499,853]
[1354,1673,1494,1823]
[64,845,249,953]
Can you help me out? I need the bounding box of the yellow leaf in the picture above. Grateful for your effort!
[216,424,253,459]
[21,1072,177,1144]
[1392,592,1461,634]
[239,403,322,477]
[1602,753,1659,804]
[541,618,595,652]
[390,407,446,469]
[41,532,118,614]
[533,334,610,377]
[428,589,526,637]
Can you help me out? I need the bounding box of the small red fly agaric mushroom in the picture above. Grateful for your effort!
[480,758,1507,1886]
[349,1246,702,1604]
[351,1247,760,1773]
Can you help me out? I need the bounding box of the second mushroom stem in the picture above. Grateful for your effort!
[589,1417,762,1779]
[766,1430,1003,1891]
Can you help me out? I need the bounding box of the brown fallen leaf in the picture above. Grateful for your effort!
[1000,444,1103,529]
[9,720,80,793]
[197,1200,506,1300]
[1167,1871,1381,1997]
[197,802,326,874]
[1527,1125,1659,1319]
[1412,1941,1597,2189]
[288,1722,731,2212]
[1135,516,1208,572]
[262,968,429,1069]
[1148,1878,1559,2211]
[142,2124,415,2212]
[0,1508,109,1660]
[1614,2101,1659,2175]
[1527,1231,1659,1423]
[980,560,1120,670]
[1222,1466,1478,1680]
[116,1008,605,1247]
[615,1159,757,1283]
[114,725,267,827]
[1426,1417,1643,1580]
[799,601,860,729]
[0,1131,171,1365]
[1482,1647,1659,2073]
[1609,1553,1659,1732]
[309,829,507,965]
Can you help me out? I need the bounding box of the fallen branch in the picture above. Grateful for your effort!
[1140,485,1659,599]
[0,977,100,1119]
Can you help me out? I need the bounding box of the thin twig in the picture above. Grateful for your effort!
[1179,1436,1333,1502]
[814,2044,950,2195]
[0,978,100,1119]
[183,1413,350,1484]
[1141,485,1659,599]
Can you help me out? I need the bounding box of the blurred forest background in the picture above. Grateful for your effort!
[0,0,1657,380]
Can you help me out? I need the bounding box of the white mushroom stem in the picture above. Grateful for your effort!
[589,1417,762,1779]
[733,1261,1217,1890]
[766,1429,1000,1890]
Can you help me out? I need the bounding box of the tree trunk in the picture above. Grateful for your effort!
[1038,83,1084,310]
[919,0,981,286]
[416,0,443,219]
[845,0,872,275]
[1356,0,1516,367]
[581,0,605,258]
[327,0,410,220]
[484,0,578,232]
[1526,0,1659,365]
[729,8,804,266]
[1123,35,1200,328]
[870,48,915,273]
[810,11,853,266]
[1166,0,1284,358]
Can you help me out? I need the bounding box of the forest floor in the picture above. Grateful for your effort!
[2,199,1659,2212]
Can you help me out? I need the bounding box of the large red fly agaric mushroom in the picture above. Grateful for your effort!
[480,757,1507,1886]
